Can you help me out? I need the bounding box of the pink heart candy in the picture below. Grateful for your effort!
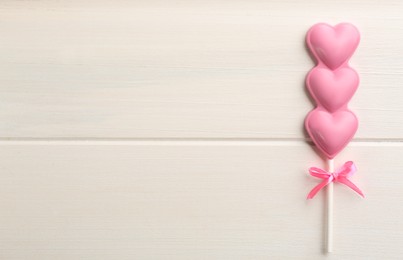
[307,23,360,69]
[305,109,358,159]
[307,67,359,112]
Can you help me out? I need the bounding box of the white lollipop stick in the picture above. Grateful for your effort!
[326,158,334,253]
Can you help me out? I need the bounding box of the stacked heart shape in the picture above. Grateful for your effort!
[305,23,360,159]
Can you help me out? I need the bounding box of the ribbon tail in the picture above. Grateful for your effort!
[307,178,332,200]
[338,177,365,198]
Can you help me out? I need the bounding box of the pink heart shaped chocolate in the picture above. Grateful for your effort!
[305,109,358,159]
[307,23,360,69]
[307,67,359,112]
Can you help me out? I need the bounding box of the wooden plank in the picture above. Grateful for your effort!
[0,142,401,259]
[0,1,402,138]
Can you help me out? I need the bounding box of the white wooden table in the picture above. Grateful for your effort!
[1,1,402,259]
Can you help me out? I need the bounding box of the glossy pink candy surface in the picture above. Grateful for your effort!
[305,23,360,159]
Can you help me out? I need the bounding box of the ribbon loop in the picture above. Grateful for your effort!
[307,161,364,199]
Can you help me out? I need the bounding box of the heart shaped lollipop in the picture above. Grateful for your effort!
[307,23,360,69]
[304,22,363,253]
[305,108,358,159]
[307,67,359,112]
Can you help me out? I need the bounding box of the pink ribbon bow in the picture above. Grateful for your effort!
[307,161,364,199]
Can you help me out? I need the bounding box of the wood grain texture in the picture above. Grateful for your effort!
[0,0,402,138]
[1,1,402,259]
[0,143,401,260]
